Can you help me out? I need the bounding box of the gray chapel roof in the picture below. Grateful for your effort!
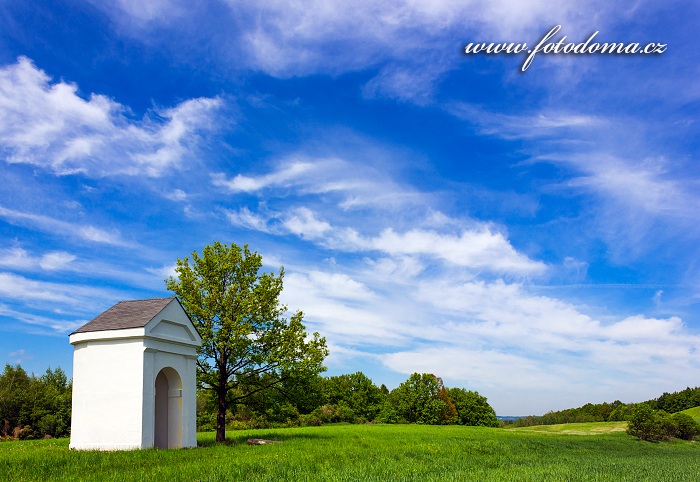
[71,297,177,334]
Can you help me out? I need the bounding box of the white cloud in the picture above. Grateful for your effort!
[0,57,221,177]
[225,207,272,233]
[0,247,34,270]
[283,270,408,347]
[87,0,619,102]
[226,202,544,275]
[653,290,663,306]
[566,155,695,220]
[283,207,332,240]
[279,259,700,414]
[365,256,426,280]
[0,304,86,333]
[212,161,315,192]
[110,0,184,22]
[0,269,140,334]
[0,247,76,272]
[213,154,426,212]
[0,272,72,303]
[7,348,32,363]
[38,252,76,271]
[453,103,700,261]
[363,65,447,104]
[164,189,188,201]
[447,103,602,139]
[231,0,605,76]
[368,228,546,274]
[145,264,178,280]
[0,206,134,247]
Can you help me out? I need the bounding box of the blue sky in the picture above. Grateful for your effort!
[1,0,698,415]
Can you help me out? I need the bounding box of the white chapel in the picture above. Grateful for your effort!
[69,297,201,450]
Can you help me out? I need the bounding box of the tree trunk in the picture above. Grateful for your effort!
[216,371,227,442]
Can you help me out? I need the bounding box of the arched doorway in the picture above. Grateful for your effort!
[154,367,183,448]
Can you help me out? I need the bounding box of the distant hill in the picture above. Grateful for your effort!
[680,406,700,423]
[507,386,700,428]
[496,416,524,422]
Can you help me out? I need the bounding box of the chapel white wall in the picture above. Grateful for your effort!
[69,338,145,450]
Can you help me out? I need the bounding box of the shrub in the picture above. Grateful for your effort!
[35,414,58,438]
[627,405,700,441]
[627,405,665,441]
[670,413,700,440]
[298,413,322,427]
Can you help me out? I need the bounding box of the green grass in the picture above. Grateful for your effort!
[2,424,699,481]
[680,406,700,423]
[508,421,628,435]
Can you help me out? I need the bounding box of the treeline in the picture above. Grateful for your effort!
[510,386,700,428]
[648,387,700,413]
[197,372,499,430]
[0,364,72,440]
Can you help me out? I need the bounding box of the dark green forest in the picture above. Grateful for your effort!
[197,371,500,431]
[0,365,72,440]
[3,362,700,441]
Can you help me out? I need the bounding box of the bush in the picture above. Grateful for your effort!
[35,414,59,438]
[670,413,700,440]
[298,413,322,427]
[627,405,700,441]
[314,403,356,424]
[627,405,665,441]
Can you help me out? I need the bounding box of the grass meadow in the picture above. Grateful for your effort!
[682,406,700,423]
[2,423,700,481]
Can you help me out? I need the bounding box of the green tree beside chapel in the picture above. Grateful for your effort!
[166,241,328,442]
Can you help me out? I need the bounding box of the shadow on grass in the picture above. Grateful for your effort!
[197,431,332,447]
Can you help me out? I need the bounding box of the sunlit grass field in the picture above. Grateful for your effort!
[2,423,700,481]
[681,406,700,423]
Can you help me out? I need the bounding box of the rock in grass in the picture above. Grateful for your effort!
[247,439,283,445]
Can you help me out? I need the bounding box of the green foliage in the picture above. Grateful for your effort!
[386,373,454,425]
[510,387,700,429]
[627,404,700,441]
[321,372,386,422]
[627,404,665,441]
[650,387,700,413]
[165,241,328,441]
[0,365,71,440]
[448,387,499,427]
[513,400,630,427]
[195,370,497,430]
[670,413,700,440]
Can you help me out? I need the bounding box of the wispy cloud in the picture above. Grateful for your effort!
[7,349,32,364]
[367,228,546,274]
[0,206,134,248]
[213,154,427,211]
[87,0,617,102]
[0,270,139,334]
[0,57,221,177]
[0,272,109,306]
[0,247,76,271]
[227,204,544,275]
[451,102,700,264]
[0,304,86,334]
[448,103,603,139]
